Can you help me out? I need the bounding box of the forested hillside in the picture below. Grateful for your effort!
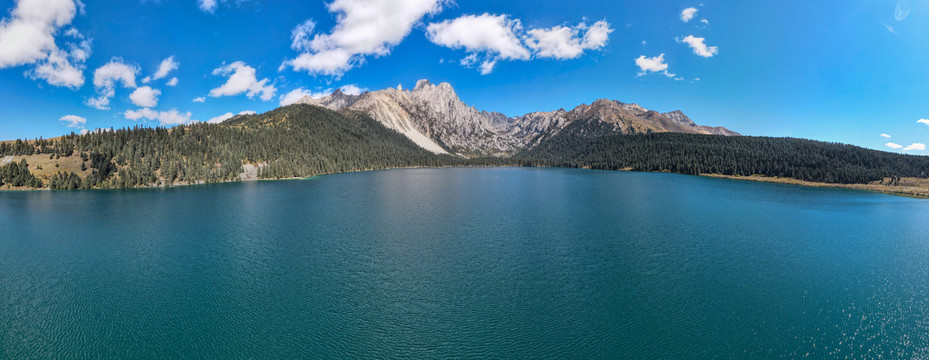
[0,105,466,189]
[3,103,929,190]
[516,122,929,184]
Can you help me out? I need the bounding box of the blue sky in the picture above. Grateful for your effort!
[1,0,928,153]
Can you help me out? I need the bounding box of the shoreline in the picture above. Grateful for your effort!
[701,174,929,198]
[3,165,929,198]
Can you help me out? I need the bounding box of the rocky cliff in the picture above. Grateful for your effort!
[295,79,739,156]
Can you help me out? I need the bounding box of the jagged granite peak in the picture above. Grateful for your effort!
[289,79,739,156]
[294,89,361,111]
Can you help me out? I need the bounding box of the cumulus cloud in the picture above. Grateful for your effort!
[142,56,178,84]
[886,142,903,149]
[339,84,366,95]
[207,112,234,124]
[166,77,178,86]
[199,0,217,13]
[635,54,675,77]
[208,61,275,101]
[0,0,89,88]
[917,119,929,126]
[206,110,256,124]
[193,96,206,103]
[904,143,926,151]
[525,20,613,59]
[124,108,192,125]
[428,14,613,74]
[681,7,698,22]
[59,114,85,128]
[282,0,444,76]
[29,47,84,88]
[129,86,161,108]
[679,35,718,58]
[278,84,366,106]
[427,13,530,74]
[279,88,316,106]
[152,55,178,81]
[881,133,891,138]
[0,0,78,66]
[86,58,139,110]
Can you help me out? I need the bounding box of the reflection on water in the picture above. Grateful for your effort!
[2,168,929,358]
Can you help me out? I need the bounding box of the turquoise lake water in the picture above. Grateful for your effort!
[2,168,929,358]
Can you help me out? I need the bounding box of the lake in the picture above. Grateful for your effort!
[2,168,929,358]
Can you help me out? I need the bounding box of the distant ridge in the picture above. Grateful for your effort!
[296,79,739,156]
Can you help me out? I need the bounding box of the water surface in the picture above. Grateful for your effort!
[2,168,929,358]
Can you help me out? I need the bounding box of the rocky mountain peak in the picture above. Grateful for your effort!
[414,79,432,91]
[662,110,696,127]
[292,80,738,156]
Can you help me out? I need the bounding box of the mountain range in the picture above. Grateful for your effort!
[294,79,739,157]
[5,79,929,192]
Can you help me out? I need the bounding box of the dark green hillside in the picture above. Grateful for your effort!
[4,103,929,190]
[517,124,929,184]
[0,105,462,189]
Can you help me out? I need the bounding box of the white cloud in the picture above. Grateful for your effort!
[166,77,178,86]
[426,13,529,74]
[0,0,89,88]
[124,108,192,125]
[886,142,903,149]
[207,112,234,124]
[339,84,365,95]
[881,133,891,138]
[207,110,256,124]
[680,35,718,58]
[525,20,613,59]
[700,19,709,26]
[86,58,139,110]
[193,96,206,103]
[59,114,86,128]
[279,84,367,106]
[29,47,83,88]
[895,0,911,21]
[904,143,926,151]
[282,0,444,76]
[681,7,698,23]
[0,0,78,67]
[428,14,613,74]
[635,54,675,77]
[290,19,315,51]
[208,61,275,101]
[199,0,217,13]
[279,87,328,106]
[152,55,178,80]
[917,119,929,126]
[129,86,161,108]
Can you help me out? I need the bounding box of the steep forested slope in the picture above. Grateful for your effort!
[0,105,464,189]
[517,121,929,184]
[3,103,929,190]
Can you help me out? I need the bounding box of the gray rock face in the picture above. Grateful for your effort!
[292,79,739,156]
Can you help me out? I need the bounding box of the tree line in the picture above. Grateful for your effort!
[515,122,929,184]
[3,103,929,190]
